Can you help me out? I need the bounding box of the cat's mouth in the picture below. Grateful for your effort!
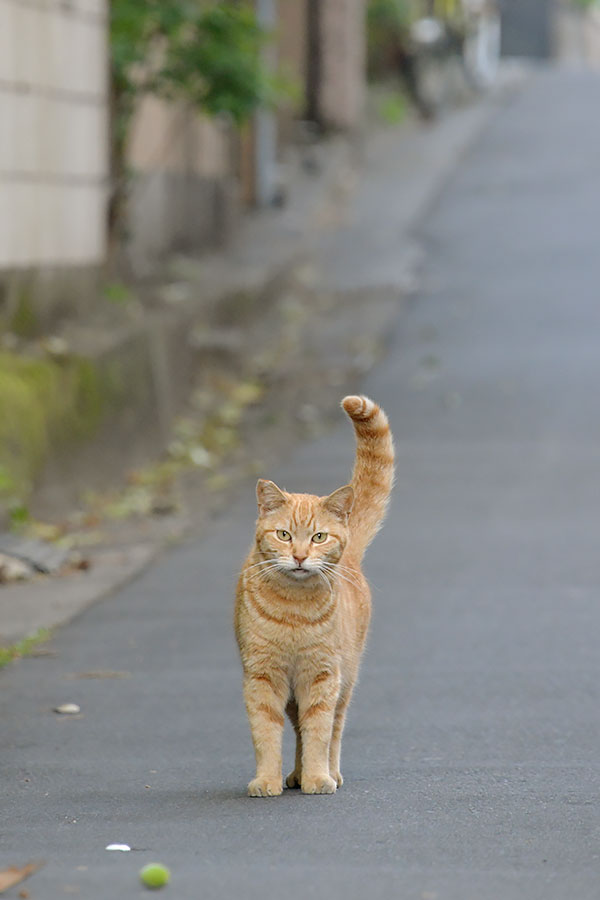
[288,566,312,578]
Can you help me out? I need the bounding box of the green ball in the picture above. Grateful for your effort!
[139,863,171,889]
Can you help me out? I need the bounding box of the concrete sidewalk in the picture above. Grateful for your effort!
[4,64,600,899]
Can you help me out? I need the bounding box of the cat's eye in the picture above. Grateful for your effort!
[276,530,292,542]
[312,532,328,544]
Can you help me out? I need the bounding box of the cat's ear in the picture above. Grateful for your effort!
[256,479,287,516]
[322,485,354,520]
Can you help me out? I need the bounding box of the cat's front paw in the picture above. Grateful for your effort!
[301,773,337,795]
[285,770,301,789]
[248,776,283,797]
[331,770,344,787]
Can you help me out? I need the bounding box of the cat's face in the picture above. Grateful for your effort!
[254,480,354,583]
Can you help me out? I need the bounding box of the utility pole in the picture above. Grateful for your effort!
[254,0,278,207]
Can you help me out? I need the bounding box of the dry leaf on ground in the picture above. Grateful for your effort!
[0,554,32,584]
[0,862,44,893]
[68,670,130,680]
[54,703,81,715]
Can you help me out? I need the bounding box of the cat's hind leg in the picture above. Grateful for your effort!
[285,699,302,789]
[297,669,341,794]
[329,685,354,787]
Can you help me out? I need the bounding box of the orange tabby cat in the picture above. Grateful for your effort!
[235,395,394,796]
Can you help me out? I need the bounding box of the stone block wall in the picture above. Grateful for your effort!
[0,0,109,269]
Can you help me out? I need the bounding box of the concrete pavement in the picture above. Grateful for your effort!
[3,66,600,898]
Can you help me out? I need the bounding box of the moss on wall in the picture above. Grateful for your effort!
[10,288,38,338]
[0,351,109,507]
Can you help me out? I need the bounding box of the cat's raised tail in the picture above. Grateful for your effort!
[341,395,395,560]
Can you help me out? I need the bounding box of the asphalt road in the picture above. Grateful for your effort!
[3,67,600,899]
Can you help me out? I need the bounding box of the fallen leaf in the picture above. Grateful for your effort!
[26,520,65,542]
[0,862,43,893]
[0,535,70,574]
[188,445,212,468]
[206,473,232,492]
[56,530,106,550]
[54,703,81,715]
[40,335,70,358]
[69,671,130,680]
[0,553,32,584]
[151,498,178,516]
[105,844,131,852]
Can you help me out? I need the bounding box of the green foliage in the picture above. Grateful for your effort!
[366,0,412,77]
[160,4,273,121]
[367,0,412,33]
[110,1,273,134]
[109,1,276,241]
[103,281,134,306]
[0,465,14,495]
[376,90,408,125]
[0,352,108,509]
[8,504,31,530]
[0,630,52,671]
[10,289,37,338]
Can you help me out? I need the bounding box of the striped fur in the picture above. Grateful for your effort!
[342,394,395,560]
[234,396,394,797]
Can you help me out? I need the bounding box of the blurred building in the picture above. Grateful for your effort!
[500,0,556,59]
[0,0,366,299]
[0,0,109,332]
[126,0,367,275]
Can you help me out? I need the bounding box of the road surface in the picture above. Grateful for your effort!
[3,67,600,899]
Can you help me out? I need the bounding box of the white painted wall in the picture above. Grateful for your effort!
[0,0,109,268]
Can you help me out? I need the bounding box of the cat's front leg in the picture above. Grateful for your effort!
[297,668,341,794]
[243,675,286,797]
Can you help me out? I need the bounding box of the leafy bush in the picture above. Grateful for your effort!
[109,1,274,240]
[111,1,272,126]
[366,0,412,76]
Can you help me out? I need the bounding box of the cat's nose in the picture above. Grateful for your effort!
[293,555,307,566]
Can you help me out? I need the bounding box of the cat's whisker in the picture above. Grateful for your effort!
[333,573,363,591]
[255,567,287,586]
[319,560,361,584]
[317,569,334,593]
[245,558,278,571]
[329,561,363,584]
[330,561,362,579]
[245,562,283,583]
[256,571,273,585]
[247,567,276,580]
[325,571,361,590]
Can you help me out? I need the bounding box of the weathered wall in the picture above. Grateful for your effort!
[320,0,366,131]
[125,98,238,276]
[556,2,600,67]
[500,0,556,59]
[276,0,308,145]
[0,0,109,269]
